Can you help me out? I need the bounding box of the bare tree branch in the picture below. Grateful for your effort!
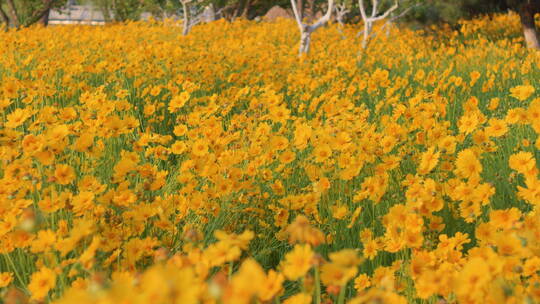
[335,3,349,26]
[358,0,414,49]
[291,0,334,55]
[308,0,334,31]
[369,3,398,22]
[290,0,304,31]
[371,0,378,17]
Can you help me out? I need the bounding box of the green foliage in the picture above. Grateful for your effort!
[1,0,66,27]
[409,0,509,25]
[92,0,144,22]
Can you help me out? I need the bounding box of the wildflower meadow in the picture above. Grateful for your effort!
[1,12,540,304]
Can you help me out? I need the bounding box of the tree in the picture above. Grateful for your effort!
[179,0,205,35]
[507,0,540,49]
[335,0,352,26]
[143,0,181,20]
[358,0,419,49]
[93,0,150,22]
[0,0,65,28]
[407,0,506,25]
[290,0,333,55]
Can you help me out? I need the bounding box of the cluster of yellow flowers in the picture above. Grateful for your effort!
[0,12,539,303]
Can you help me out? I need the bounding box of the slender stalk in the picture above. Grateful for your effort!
[4,253,25,287]
[337,284,346,304]
[314,266,321,304]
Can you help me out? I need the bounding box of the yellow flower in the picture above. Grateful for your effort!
[205,241,241,267]
[283,293,312,304]
[418,147,440,175]
[113,189,137,207]
[458,113,479,134]
[0,272,13,288]
[286,215,325,246]
[22,134,44,155]
[71,191,95,216]
[487,97,499,110]
[168,91,190,113]
[281,244,315,280]
[510,85,535,101]
[354,273,371,291]
[30,230,57,253]
[171,141,187,154]
[509,151,536,175]
[258,270,284,302]
[363,239,379,260]
[54,164,76,185]
[320,262,357,287]
[173,124,188,136]
[485,118,507,137]
[455,149,482,179]
[28,267,57,301]
[321,249,362,286]
[6,108,32,129]
[192,139,209,157]
[313,144,332,163]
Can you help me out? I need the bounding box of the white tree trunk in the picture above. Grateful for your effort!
[524,27,540,49]
[291,0,334,56]
[520,3,540,50]
[362,22,372,49]
[358,0,408,50]
[181,0,190,35]
[299,27,312,54]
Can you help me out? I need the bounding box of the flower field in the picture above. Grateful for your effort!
[1,13,540,303]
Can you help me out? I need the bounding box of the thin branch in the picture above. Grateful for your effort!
[370,0,378,17]
[388,2,419,22]
[308,0,333,32]
[358,0,367,21]
[290,0,304,31]
[335,3,349,26]
[369,2,398,22]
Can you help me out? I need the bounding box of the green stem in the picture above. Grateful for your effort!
[314,266,321,304]
[337,284,346,304]
[228,261,233,281]
[4,253,25,287]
